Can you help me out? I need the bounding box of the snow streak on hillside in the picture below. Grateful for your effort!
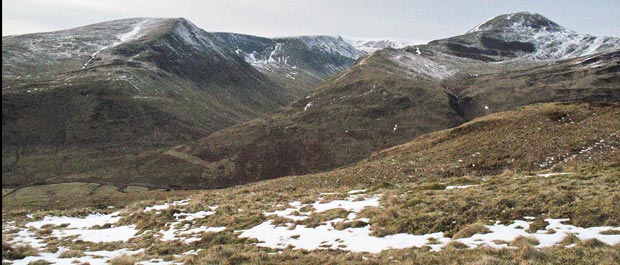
[82,19,150,69]
[344,37,427,53]
[297,36,364,59]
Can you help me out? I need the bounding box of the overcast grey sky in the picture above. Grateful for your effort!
[3,0,619,41]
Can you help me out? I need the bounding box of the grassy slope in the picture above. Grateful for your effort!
[2,18,293,146]
[1,19,303,188]
[150,49,464,188]
[1,183,196,211]
[141,48,618,190]
[3,103,619,264]
[276,103,620,188]
[448,50,620,120]
[1,47,463,189]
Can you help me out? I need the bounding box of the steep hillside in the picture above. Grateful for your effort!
[214,33,364,95]
[3,103,619,265]
[428,12,620,62]
[3,13,618,190]
[157,47,465,188]
[2,18,293,147]
[446,50,620,120]
[287,103,620,187]
[152,13,619,189]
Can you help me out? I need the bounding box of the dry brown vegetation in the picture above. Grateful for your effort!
[2,103,619,264]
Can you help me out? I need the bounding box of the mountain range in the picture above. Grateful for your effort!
[2,12,619,189]
[2,18,363,147]
[148,12,620,189]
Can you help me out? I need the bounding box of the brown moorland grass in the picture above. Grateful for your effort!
[2,103,619,264]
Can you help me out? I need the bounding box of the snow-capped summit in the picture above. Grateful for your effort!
[429,12,620,62]
[467,12,564,33]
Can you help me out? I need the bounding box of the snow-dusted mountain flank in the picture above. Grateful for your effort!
[159,12,620,189]
[343,37,425,53]
[2,18,297,146]
[429,12,620,62]
[213,33,364,94]
[2,11,620,265]
[1,18,369,147]
[2,12,620,190]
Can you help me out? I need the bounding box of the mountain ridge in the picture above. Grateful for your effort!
[154,12,620,189]
[2,12,619,190]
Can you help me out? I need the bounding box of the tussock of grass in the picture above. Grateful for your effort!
[2,243,38,260]
[297,209,349,228]
[600,229,620,235]
[515,245,546,261]
[58,249,85,258]
[452,223,491,239]
[467,255,502,265]
[559,233,580,246]
[579,238,608,248]
[526,219,549,233]
[444,241,470,250]
[446,176,480,186]
[510,236,540,247]
[109,254,137,265]
[270,215,295,227]
[298,205,315,212]
[333,220,369,230]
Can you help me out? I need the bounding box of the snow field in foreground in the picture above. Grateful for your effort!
[239,191,620,253]
[3,190,620,263]
[3,199,221,265]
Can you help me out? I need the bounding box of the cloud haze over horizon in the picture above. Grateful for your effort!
[3,0,619,41]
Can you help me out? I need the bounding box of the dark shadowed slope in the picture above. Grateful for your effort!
[152,13,619,189]
[2,18,293,147]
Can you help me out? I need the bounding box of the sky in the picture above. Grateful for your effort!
[3,0,619,41]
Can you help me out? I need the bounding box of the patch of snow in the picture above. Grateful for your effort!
[84,248,144,259]
[240,220,448,253]
[456,218,620,248]
[53,225,138,243]
[144,199,191,212]
[242,201,620,253]
[343,37,427,53]
[156,205,224,243]
[537,172,571,178]
[27,212,122,229]
[304,102,313,111]
[388,49,456,80]
[312,195,380,213]
[174,210,216,221]
[137,259,181,265]
[445,185,479,190]
[347,189,367,194]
